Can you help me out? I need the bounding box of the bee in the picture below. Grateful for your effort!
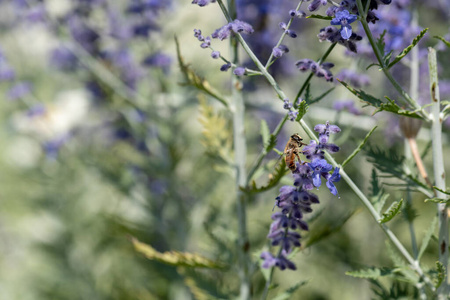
[284,133,307,172]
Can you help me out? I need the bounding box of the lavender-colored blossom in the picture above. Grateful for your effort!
[326,167,341,196]
[263,123,341,271]
[211,20,254,41]
[331,10,357,40]
[290,9,306,18]
[67,15,100,54]
[191,0,217,7]
[309,159,333,187]
[200,36,211,48]
[142,52,171,73]
[308,0,327,12]
[220,63,231,72]
[272,45,289,58]
[211,51,220,59]
[233,67,246,76]
[50,46,79,71]
[295,59,335,82]
[7,81,32,101]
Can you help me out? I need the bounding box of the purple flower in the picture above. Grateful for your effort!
[326,167,341,196]
[220,63,232,72]
[211,20,254,41]
[309,159,333,187]
[293,163,314,190]
[308,0,327,12]
[142,52,172,73]
[233,67,246,76]
[50,46,79,71]
[7,81,32,101]
[295,59,335,82]
[211,51,220,59]
[191,0,216,7]
[272,45,289,58]
[331,10,358,40]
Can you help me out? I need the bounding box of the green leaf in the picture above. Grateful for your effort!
[382,50,394,66]
[376,30,387,55]
[433,186,450,195]
[338,80,384,107]
[379,199,403,223]
[304,210,355,248]
[387,28,428,69]
[346,267,397,279]
[434,35,450,48]
[377,97,423,118]
[366,63,381,70]
[307,87,335,105]
[265,134,278,153]
[424,197,450,203]
[296,100,309,121]
[304,83,312,103]
[373,193,390,215]
[271,281,308,300]
[341,126,377,168]
[131,237,225,269]
[175,36,229,107]
[242,159,288,194]
[370,169,380,198]
[306,14,332,20]
[418,217,437,260]
[260,120,270,148]
[434,261,446,288]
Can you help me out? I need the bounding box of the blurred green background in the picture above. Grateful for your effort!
[0,0,449,299]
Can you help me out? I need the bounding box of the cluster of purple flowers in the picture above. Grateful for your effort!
[282,98,299,122]
[261,122,341,270]
[295,59,334,82]
[193,20,254,74]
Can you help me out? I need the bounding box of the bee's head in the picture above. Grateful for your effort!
[291,134,306,145]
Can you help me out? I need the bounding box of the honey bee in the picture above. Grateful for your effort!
[284,133,306,172]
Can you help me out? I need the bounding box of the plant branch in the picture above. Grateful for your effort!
[428,47,449,297]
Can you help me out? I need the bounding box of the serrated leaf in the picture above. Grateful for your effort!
[376,97,422,119]
[373,193,390,215]
[387,28,428,69]
[266,134,277,153]
[304,210,355,248]
[434,35,450,48]
[433,186,450,195]
[376,30,387,55]
[434,261,446,288]
[296,100,309,121]
[271,281,308,300]
[379,199,403,223]
[261,120,270,148]
[131,237,225,269]
[242,159,288,194]
[338,80,384,107]
[341,125,377,168]
[382,50,394,66]
[175,36,229,107]
[307,87,335,105]
[306,14,332,20]
[304,83,312,103]
[346,267,396,279]
[198,96,233,165]
[418,217,437,260]
[424,197,450,203]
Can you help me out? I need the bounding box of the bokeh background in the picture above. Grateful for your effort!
[0,0,449,299]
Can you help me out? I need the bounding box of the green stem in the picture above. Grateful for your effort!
[294,43,337,101]
[355,0,429,121]
[298,119,436,291]
[223,1,251,299]
[428,47,449,297]
[265,0,304,69]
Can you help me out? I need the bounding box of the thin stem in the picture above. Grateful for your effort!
[265,0,304,69]
[294,43,337,101]
[355,0,429,121]
[225,0,251,299]
[247,42,337,185]
[428,47,449,297]
[298,119,436,291]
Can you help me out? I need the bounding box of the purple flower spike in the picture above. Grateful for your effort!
[330,10,358,40]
